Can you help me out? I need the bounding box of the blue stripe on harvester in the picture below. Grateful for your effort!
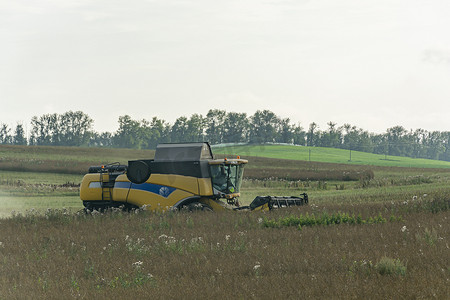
[115,181,176,198]
[114,181,132,189]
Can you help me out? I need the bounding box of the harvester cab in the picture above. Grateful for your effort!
[80,142,308,212]
[209,158,245,203]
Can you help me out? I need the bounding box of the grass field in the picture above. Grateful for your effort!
[1,197,448,299]
[0,144,449,298]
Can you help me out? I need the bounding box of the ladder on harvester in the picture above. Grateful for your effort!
[99,165,114,201]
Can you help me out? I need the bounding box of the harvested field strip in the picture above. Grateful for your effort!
[0,158,91,175]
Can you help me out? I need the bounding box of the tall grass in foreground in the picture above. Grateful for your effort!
[0,196,449,299]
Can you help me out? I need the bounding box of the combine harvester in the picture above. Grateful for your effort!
[80,142,308,212]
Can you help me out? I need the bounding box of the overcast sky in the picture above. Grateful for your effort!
[1,0,449,134]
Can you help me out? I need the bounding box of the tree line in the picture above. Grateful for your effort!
[1,109,449,162]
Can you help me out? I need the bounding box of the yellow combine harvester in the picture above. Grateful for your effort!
[80,142,308,212]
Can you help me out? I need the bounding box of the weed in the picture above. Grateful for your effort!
[125,236,150,256]
[348,259,374,276]
[374,257,407,276]
[186,216,194,228]
[38,276,50,292]
[263,212,390,229]
[416,227,439,246]
[70,274,80,292]
[84,259,96,279]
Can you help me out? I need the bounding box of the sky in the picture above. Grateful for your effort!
[1,0,450,135]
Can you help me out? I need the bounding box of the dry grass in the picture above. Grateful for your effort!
[1,196,448,299]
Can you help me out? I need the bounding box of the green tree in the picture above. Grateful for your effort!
[411,128,428,158]
[424,131,445,160]
[293,123,306,145]
[249,110,279,144]
[320,121,342,148]
[170,116,189,143]
[29,114,58,145]
[185,114,205,142]
[140,117,170,149]
[205,109,226,144]
[357,130,374,152]
[223,112,248,143]
[13,123,27,145]
[113,115,142,148]
[276,118,295,144]
[306,122,319,147]
[58,111,93,146]
[439,131,450,161]
[90,132,113,147]
[386,126,408,156]
[0,124,12,144]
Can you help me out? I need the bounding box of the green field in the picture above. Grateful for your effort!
[213,144,450,168]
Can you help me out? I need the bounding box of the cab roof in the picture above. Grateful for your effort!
[154,142,213,162]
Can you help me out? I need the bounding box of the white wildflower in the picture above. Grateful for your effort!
[401,226,407,233]
[257,218,263,224]
[191,237,202,244]
[133,261,143,268]
[253,264,261,271]
[225,235,231,241]
[140,204,150,210]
